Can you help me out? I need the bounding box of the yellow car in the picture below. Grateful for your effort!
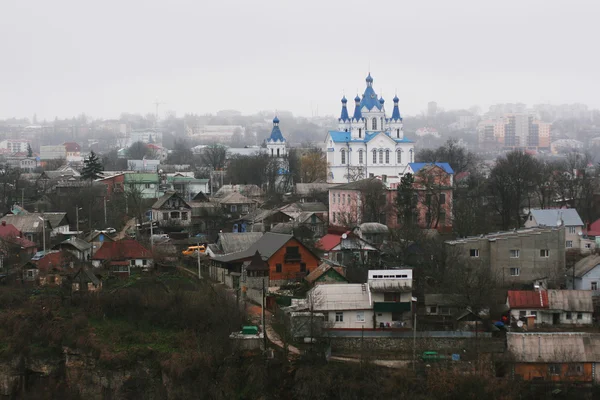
[182,245,206,256]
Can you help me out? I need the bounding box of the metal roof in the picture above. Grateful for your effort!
[218,192,254,205]
[328,130,413,144]
[358,222,389,234]
[547,290,593,312]
[217,232,263,255]
[213,232,294,263]
[59,237,91,252]
[309,284,371,311]
[530,208,584,227]
[0,214,52,233]
[507,333,600,363]
[507,290,549,309]
[571,254,600,278]
[409,162,454,175]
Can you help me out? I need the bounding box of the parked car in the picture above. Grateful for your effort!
[182,245,206,256]
[105,227,117,234]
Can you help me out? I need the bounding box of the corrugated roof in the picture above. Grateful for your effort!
[219,191,254,205]
[270,223,294,234]
[92,239,152,260]
[305,262,347,284]
[42,212,68,229]
[315,233,342,251]
[295,183,337,196]
[507,333,600,362]
[124,173,159,183]
[309,284,371,311]
[530,208,584,227]
[358,222,389,234]
[571,254,600,278]
[59,237,91,252]
[0,214,51,233]
[328,130,413,144]
[213,184,263,198]
[217,232,263,254]
[547,290,593,312]
[409,162,454,175]
[507,290,549,309]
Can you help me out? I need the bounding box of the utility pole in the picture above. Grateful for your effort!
[76,205,79,237]
[21,188,24,208]
[197,239,202,279]
[103,197,107,225]
[149,212,154,249]
[262,279,267,351]
[413,298,417,371]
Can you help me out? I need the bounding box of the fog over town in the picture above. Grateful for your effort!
[1,1,600,399]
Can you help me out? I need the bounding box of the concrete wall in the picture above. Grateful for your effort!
[510,309,593,325]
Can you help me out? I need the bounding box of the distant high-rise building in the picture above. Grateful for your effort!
[427,101,437,117]
[477,114,550,151]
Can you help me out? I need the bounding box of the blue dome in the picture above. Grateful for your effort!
[354,95,361,102]
[366,73,373,83]
[341,96,347,104]
[379,97,385,104]
[393,95,399,103]
[273,116,279,124]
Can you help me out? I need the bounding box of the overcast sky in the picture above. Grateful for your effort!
[1,0,599,121]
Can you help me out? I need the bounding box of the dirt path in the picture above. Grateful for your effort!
[246,304,300,355]
[116,217,136,240]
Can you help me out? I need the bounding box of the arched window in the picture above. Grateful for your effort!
[409,149,414,163]
[277,148,280,157]
[397,149,402,164]
[365,120,368,130]
[372,149,377,164]
[379,150,383,164]
[380,117,384,131]
[385,150,390,164]
[340,149,346,165]
[372,118,377,130]
[358,149,363,164]
[344,128,348,132]
[358,128,362,138]
[271,148,274,156]
[396,128,400,138]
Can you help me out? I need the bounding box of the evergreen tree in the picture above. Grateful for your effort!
[27,144,32,157]
[81,151,104,181]
[396,173,417,225]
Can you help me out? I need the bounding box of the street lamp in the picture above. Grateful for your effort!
[38,216,46,254]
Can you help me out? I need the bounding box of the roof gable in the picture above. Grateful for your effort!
[530,208,584,227]
[152,191,191,210]
[408,162,454,175]
[92,239,152,260]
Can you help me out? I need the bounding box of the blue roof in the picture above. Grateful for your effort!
[393,95,399,102]
[268,125,285,142]
[360,85,383,111]
[366,73,373,83]
[341,96,347,104]
[339,103,349,121]
[391,104,402,120]
[409,162,454,174]
[379,97,385,104]
[328,131,414,144]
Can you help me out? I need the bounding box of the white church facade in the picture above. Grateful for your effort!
[325,74,414,185]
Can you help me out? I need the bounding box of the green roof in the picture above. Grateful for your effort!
[241,326,259,335]
[124,173,159,183]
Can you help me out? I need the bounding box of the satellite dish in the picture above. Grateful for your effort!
[578,231,583,236]
[342,233,347,239]
[517,321,524,328]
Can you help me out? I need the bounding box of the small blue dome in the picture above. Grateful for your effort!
[341,96,347,104]
[273,116,279,124]
[379,97,385,104]
[366,73,373,83]
[354,95,361,102]
[393,95,399,103]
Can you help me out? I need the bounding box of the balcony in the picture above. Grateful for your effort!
[373,302,412,313]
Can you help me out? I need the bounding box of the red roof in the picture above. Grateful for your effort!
[587,218,600,236]
[93,239,152,260]
[315,234,342,251]
[0,222,36,248]
[36,251,73,272]
[507,290,549,309]
[63,142,81,152]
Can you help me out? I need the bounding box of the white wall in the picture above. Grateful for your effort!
[326,309,374,329]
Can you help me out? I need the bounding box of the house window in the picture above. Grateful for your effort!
[428,306,437,314]
[385,150,390,164]
[337,193,340,204]
[510,249,520,258]
[231,205,237,212]
[372,150,377,164]
[519,310,526,318]
[567,364,584,375]
[510,268,520,276]
[531,311,537,318]
[341,149,346,165]
[548,365,561,375]
[469,249,479,257]
[409,149,414,163]
[145,183,151,189]
[142,259,147,266]
[285,246,301,262]
[130,260,136,266]
[170,211,180,218]
[275,263,282,273]
[332,212,336,223]
[439,307,451,315]
[358,149,363,164]
[162,212,169,220]
[335,312,344,322]
[439,193,446,204]
[540,249,549,257]
[356,311,365,322]
[566,312,572,320]
[585,243,591,249]
[396,149,402,164]
[300,263,306,272]
[181,212,188,220]
[592,282,598,290]
[27,270,34,277]
[379,150,383,164]
[568,226,576,234]
[577,312,583,320]
[566,240,573,248]
[384,293,399,302]
[242,205,248,213]
[342,194,345,205]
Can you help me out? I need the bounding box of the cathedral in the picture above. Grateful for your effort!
[325,74,414,185]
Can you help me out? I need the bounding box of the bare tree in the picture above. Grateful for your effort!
[199,144,228,171]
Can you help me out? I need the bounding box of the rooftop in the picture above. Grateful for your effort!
[529,208,584,227]
[446,226,562,245]
[507,332,600,363]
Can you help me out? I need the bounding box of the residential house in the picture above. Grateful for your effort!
[354,222,389,246]
[304,262,348,286]
[279,201,329,221]
[368,269,413,328]
[506,290,593,326]
[124,173,160,199]
[151,191,192,228]
[206,232,263,257]
[0,220,37,261]
[36,250,80,285]
[63,142,82,162]
[213,184,263,199]
[307,284,373,329]
[0,214,52,248]
[96,173,126,197]
[294,183,337,203]
[53,237,92,261]
[328,178,386,226]
[218,192,256,216]
[71,267,102,292]
[127,159,160,172]
[507,332,600,382]
[238,209,291,233]
[21,261,39,282]
[423,294,474,331]
[167,174,210,200]
[83,230,115,256]
[210,232,320,287]
[92,239,153,277]
[189,202,224,237]
[6,156,39,172]
[445,226,566,286]
[525,209,593,252]
[54,180,108,198]
[568,254,600,294]
[41,212,70,236]
[315,231,379,266]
